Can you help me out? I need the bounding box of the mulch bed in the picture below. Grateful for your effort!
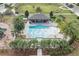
[68,40,79,55]
[71,40,79,48]
[0,48,37,56]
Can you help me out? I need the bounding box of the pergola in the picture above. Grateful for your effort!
[28,13,50,23]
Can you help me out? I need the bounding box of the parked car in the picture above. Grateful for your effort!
[65,3,74,8]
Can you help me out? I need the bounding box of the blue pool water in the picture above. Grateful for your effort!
[27,25,59,38]
[29,25,48,29]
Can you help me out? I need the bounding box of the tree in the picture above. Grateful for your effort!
[25,10,29,18]
[62,20,79,44]
[49,11,53,18]
[14,16,25,36]
[36,7,42,13]
[76,3,79,6]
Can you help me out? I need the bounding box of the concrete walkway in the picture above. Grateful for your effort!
[37,48,42,56]
[63,3,79,16]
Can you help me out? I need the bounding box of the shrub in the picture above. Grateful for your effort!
[9,39,75,56]
[36,7,42,13]
[49,11,53,18]
[25,10,29,18]
[76,3,79,6]
[40,39,51,48]
[18,15,25,20]
[9,39,28,49]
[48,40,74,56]
[42,39,74,55]
[9,39,38,49]
[55,15,65,24]
[14,16,25,35]
[9,39,37,55]
[29,39,38,48]
[77,16,79,19]
[51,40,59,48]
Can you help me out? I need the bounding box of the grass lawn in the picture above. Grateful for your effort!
[2,15,15,30]
[16,3,78,23]
[61,14,77,23]
[16,3,71,14]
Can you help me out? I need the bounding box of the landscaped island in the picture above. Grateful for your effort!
[0,3,79,56]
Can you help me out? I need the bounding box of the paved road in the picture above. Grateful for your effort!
[63,3,79,16]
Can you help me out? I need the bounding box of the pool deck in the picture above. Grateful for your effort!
[24,21,65,39]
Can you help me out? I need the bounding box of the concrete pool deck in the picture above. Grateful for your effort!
[24,21,65,39]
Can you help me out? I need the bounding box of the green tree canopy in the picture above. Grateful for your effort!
[25,10,29,18]
[14,16,25,33]
[49,11,53,18]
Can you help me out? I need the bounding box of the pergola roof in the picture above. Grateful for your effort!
[28,13,50,20]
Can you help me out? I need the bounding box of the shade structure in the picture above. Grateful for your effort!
[28,13,50,23]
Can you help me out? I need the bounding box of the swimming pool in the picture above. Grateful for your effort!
[26,24,60,38]
[29,25,48,29]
